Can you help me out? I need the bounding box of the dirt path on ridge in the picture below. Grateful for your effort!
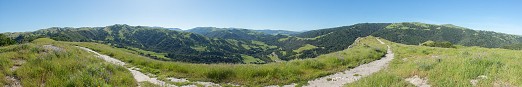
[268,38,394,87]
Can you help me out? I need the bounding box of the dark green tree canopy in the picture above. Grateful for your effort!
[0,34,16,46]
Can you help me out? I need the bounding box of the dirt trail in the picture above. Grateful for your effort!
[269,38,394,87]
[77,46,175,87]
[5,59,24,87]
[77,46,223,87]
[77,38,392,87]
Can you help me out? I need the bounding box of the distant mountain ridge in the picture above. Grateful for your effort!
[185,27,300,35]
[7,25,282,63]
[254,29,300,35]
[5,22,522,63]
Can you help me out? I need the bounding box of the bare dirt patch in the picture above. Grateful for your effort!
[405,75,431,87]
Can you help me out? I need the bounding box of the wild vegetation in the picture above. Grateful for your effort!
[0,38,136,86]
[0,34,15,46]
[346,38,522,87]
[420,40,456,48]
[70,36,386,86]
[501,43,522,50]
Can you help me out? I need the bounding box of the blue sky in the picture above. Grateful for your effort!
[1,0,521,34]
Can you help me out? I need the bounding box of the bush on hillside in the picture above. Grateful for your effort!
[501,43,522,50]
[0,34,16,46]
[421,40,456,48]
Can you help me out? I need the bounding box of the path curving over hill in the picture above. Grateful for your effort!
[269,38,394,87]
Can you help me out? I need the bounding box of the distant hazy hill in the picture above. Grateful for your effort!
[166,28,182,31]
[186,27,299,35]
[254,29,300,35]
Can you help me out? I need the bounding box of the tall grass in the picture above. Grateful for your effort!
[0,38,136,86]
[346,39,522,86]
[69,36,387,86]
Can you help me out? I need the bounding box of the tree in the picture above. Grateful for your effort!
[0,34,16,46]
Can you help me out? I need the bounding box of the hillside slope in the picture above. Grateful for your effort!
[296,22,522,48]
[70,36,387,86]
[0,38,136,86]
[373,22,522,48]
[7,25,280,63]
[346,37,522,87]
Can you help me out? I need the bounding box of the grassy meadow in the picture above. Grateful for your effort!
[68,36,387,86]
[346,38,522,87]
[0,38,136,86]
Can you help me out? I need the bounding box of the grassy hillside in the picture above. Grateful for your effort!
[0,38,136,86]
[346,38,522,87]
[69,36,386,86]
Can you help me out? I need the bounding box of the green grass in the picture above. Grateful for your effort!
[346,38,522,87]
[346,72,415,87]
[293,44,318,53]
[69,36,387,86]
[241,54,265,64]
[0,38,137,86]
[191,45,208,51]
[139,82,160,87]
[268,52,283,62]
[126,47,170,60]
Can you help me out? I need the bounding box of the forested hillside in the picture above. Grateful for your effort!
[6,25,280,63]
[185,27,287,43]
[372,22,522,48]
[296,22,522,48]
[5,22,522,63]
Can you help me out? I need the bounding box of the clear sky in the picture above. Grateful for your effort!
[1,0,521,34]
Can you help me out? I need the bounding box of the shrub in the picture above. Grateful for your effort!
[421,40,456,48]
[206,69,235,82]
[0,34,16,46]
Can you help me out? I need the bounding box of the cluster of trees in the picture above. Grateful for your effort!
[0,34,16,46]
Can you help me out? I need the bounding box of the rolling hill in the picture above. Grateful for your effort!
[2,22,522,86]
[5,25,280,63]
[3,22,522,64]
